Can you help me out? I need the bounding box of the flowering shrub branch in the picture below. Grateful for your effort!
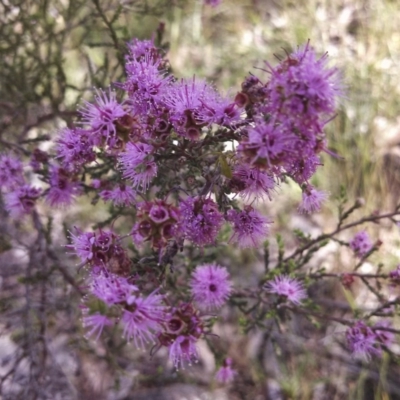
[1,16,400,397]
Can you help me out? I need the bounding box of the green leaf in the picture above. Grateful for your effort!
[218,154,232,179]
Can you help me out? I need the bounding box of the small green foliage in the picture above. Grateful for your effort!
[218,153,232,179]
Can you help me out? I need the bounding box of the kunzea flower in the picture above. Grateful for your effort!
[4,184,41,218]
[89,271,138,306]
[194,91,242,127]
[121,290,167,349]
[179,196,223,247]
[0,154,24,190]
[237,121,290,170]
[46,166,81,207]
[157,302,203,369]
[131,200,180,250]
[227,206,271,248]
[82,309,113,341]
[124,53,172,111]
[298,185,328,214]
[264,275,307,305]
[266,42,342,126]
[68,228,131,274]
[230,164,275,202]
[119,142,157,190]
[164,78,218,139]
[100,183,136,207]
[79,88,126,144]
[287,154,321,184]
[349,230,373,258]
[389,264,400,285]
[190,263,231,310]
[56,127,95,171]
[125,37,160,61]
[346,321,381,360]
[216,358,237,384]
[168,335,198,369]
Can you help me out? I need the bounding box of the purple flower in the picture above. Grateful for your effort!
[179,196,223,246]
[266,42,342,124]
[190,264,231,310]
[265,275,307,305]
[79,88,126,143]
[100,183,136,207]
[238,121,288,168]
[349,230,373,258]
[298,185,328,214]
[374,321,394,349]
[288,154,321,184]
[126,38,159,61]
[124,53,172,111]
[227,206,271,248]
[46,166,81,207]
[389,264,400,284]
[0,154,24,190]
[90,271,138,306]
[69,229,97,262]
[82,311,113,341]
[4,184,41,218]
[230,164,275,202]
[204,0,222,6]
[164,78,218,139]
[346,321,380,360]
[168,335,198,369]
[216,358,237,384]
[68,228,131,273]
[119,142,157,190]
[121,290,167,349]
[56,127,95,171]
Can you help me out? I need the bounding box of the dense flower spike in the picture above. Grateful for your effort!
[190,264,231,310]
[264,275,307,305]
[349,230,373,258]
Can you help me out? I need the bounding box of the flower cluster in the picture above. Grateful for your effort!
[346,321,394,360]
[7,36,393,375]
[349,230,373,258]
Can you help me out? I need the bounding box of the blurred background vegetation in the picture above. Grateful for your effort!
[1,0,400,399]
